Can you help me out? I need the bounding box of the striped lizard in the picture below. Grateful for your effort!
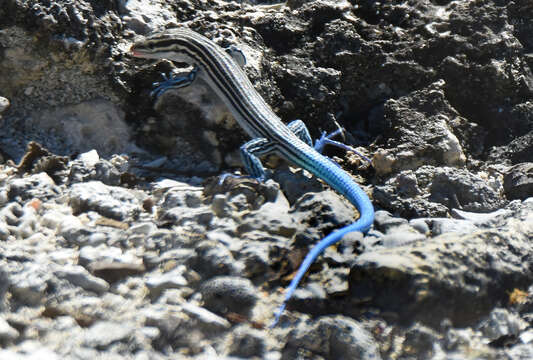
[131,28,374,326]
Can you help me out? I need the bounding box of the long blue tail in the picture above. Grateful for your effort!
[271,149,374,327]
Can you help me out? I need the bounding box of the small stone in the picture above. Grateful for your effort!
[78,245,127,266]
[451,208,511,226]
[84,321,135,349]
[93,160,121,186]
[200,276,258,316]
[129,222,157,235]
[229,326,266,358]
[78,150,100,168]
[430,218,478,235]
[479,308,527,341]
[60,226,103,247]
[145,266,188,297]
[240,241,270,277]
[191,240,241,278]
[0,347,60,359]
[0,190,7,206]
[283,316,381,360]
[89,261,145,284]
[181,302,231,330]
[374,210,408,233]
[401,324,439,358]
[377,228,426,248]
[519,329,533,344]
[68,181,142,221]
[409,218,430,234]
[7,173,58,200]
[504,162,533,200]
[54,265,109,294]
[9,264,50,306]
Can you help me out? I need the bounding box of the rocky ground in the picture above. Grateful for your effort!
[0,0,532,359]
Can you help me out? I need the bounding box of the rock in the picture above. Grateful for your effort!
[430,218,478,236]
[239,241,271,278]
[429,167,504,212]
[372,81,468,176]
[0,202,37,239]
[189,240,241,278]
[200,276,258,316]
[83,320,135,349]
[78,245,138,266]
[77,150,100,168]
[7,173,58,201]
[68,181,143,220]
[28,100,131,157]
[145,265,188,297]
[228,326,266,358]
[181,302,231,330]
[349,208,533,328]
[375,228,427,248]
[290,190,356,239]
[283,316,381,360]
[400,324,440,359]
[373,210,408,233]
[504,163,533,200]
[409,218,430,235]
[451,208,512,226]
[8,263,50,306]
[54,265,109,294]
[88,261,145,284]
[374,166,505,217]
[478,308,527,342]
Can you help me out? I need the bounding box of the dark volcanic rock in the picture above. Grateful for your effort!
[504,163,533,200]
[348,203,533,328]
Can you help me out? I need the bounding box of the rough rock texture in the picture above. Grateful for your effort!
[0,0,532,359]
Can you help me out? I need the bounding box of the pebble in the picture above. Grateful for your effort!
[430,218,478,235]
[181,302,231,330]
[200,276,258,316]
[284,316,381,360]
[479,308,527,341]
[409,218,430,234]
[376,228,426,248]
[54,265,109,294]
[68,181,143,221]
[77,149,100,168]
[83,321,135,348]
[374,210,409,233]
[504,162,533,200]
[9,264,49,305]
[451,208,511,226]
[229,326,266,358]
[145,265,188,297]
